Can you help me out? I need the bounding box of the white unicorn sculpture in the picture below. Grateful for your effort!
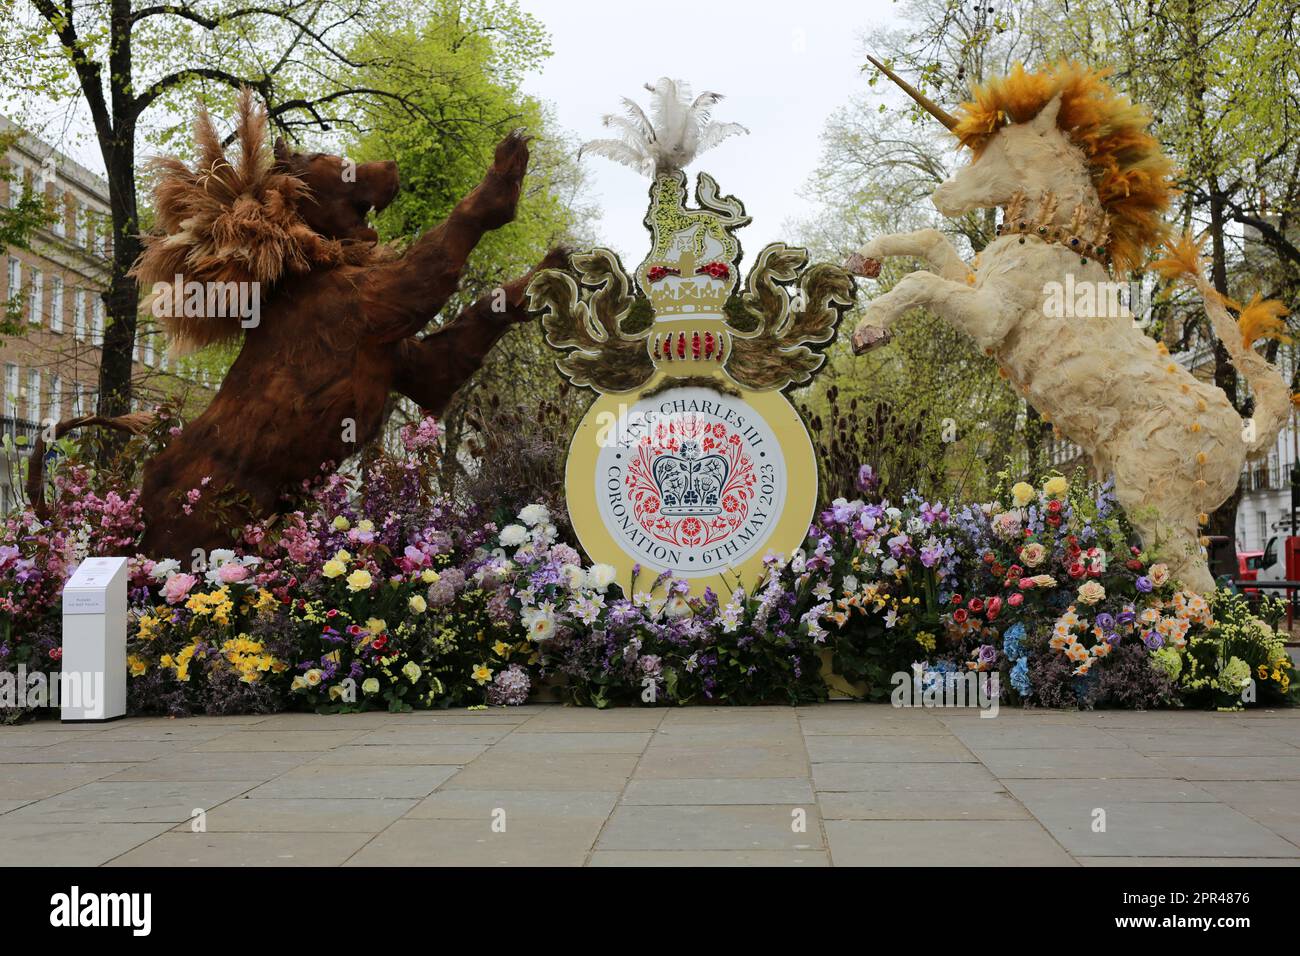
[848,59,1292,594]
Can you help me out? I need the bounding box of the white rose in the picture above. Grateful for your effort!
[150,559,179,580]
[562,564,586,590]
[499,524,528,547]
[586,563,617,591]
[208,548,236,566]
[518,503,550,527]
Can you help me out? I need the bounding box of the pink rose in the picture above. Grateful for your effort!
[1007,592,1024,607]
[161,573,198,604]
[217,562,249,584]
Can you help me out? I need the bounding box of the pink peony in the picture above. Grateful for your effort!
[161,573,198,604]
[216,562,249,584]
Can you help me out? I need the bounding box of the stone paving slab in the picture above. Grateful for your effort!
[824,819,1076,866]
[107,831,377,866]
[597,805,821,851]
[588,849,829,866]
[1,702,1298,866]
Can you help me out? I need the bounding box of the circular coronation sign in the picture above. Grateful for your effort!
[566,380,818,595]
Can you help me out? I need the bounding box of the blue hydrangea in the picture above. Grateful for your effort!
[1010,656,1031,696]
[1002,622,1026,660]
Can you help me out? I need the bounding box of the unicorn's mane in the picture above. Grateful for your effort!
[953,62,1176,273]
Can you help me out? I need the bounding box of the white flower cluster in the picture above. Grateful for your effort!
[500,503,625,643]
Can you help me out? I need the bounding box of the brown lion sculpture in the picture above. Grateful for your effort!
[30,89,563,558]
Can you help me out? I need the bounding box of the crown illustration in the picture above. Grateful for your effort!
[636,171,747,319]
[527,79,855,395]
[652,440,730,516]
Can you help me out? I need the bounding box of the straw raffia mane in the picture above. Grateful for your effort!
[952,62,1176,273]
[131,89,377,350]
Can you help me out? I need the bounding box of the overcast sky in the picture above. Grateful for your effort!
[15,0,906,263]
[516,0,901,263]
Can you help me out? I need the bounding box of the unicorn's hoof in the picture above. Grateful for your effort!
[852,325,892,354]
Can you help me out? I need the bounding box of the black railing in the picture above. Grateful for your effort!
[1229,578,1300,639]
[0,415,40,448]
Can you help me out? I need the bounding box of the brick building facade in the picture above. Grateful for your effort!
[0,116,214,512]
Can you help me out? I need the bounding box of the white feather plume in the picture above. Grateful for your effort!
[580,77,749,176]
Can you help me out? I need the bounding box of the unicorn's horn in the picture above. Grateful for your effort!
[865,56,958,131]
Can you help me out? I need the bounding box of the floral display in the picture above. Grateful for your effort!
[2,418,1296,720]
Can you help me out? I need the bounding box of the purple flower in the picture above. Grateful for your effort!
[977,644,998,665]
[1117,607,1136,626]
[1135,576,1153,593]
[1095,612,1115,632]
[1142,630,1163,649]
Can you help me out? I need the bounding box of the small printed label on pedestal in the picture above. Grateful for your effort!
[62,589,107,615]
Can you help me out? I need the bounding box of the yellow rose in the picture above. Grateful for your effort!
[421,568,440,585]
[402,661,422,682]
[1043,475,1069,498]
[321,559,345,579]
[409,595,427,614]
[346,569,373,591]
[1010,482,1035,507]
[304,669,323,687]
[335,549,352,564]
[332,515,350,531]
[357,519,374,533]
[362,677,380,694]
[366,618,387,635]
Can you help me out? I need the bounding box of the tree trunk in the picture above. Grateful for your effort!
[1208,185,1244,544]
[97,0,141,426]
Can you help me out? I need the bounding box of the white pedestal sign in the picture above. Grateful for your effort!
[60,556,128,722]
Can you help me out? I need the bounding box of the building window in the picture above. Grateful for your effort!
[92,297,104,345]
[72,382,83,417]
[50,275,63,332]
[6,256,19,308]
[25,368,40,422]
[49,375,61,421]
[142,329,154,367]
[28,268,42,325]
[73,288,85,340]
[2,363,16,417]
[74,199,87,245]
[5,163,19,210]
[1259,512,1268,547]
[52,195,66,237]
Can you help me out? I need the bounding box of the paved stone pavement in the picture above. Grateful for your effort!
[1,703,1299,866]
